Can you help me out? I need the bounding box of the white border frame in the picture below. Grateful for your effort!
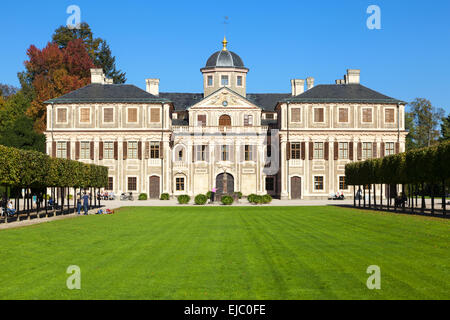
[384,107,396,124]
[55,107,69,124]
[312,106,325,123]
[337,106,350,124]
[102,106,115,124]
[361,107,374,124]
[126,107,139,124]
[79,107,92,124]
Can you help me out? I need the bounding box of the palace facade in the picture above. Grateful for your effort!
[44,39,407,199]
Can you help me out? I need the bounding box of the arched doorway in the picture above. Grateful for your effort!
[219,115,231,131]
[149,176,160,199]
[216,173,234,195]
[290,176,301,199]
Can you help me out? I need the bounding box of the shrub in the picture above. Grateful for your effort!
[234,191,242,199]
[221,195,234,205]
[160,193,170,200]
[248,194,264,204]
[177,194,191,204]
[194,194,208,205]
[262,194,272,204]
[247,194,257,203]
[138,193,148,200]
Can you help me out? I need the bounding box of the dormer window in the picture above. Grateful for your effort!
[221,75,229,86]
[207,75,213,87]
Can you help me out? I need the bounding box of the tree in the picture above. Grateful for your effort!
[0,84,18,98]
[440,114,450,142]
[405,111,417,151]
[407,98,445,148]
[23,39,95,132]
[0,115,45,152]
[52,23,126,83]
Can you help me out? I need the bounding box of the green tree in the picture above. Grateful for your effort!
[0,114,45,152]
[440,114,450,142]
[52,22,126,83]
[407,98,444,148]
[405,111,417,151]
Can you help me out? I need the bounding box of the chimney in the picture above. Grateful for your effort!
[90,68,105,84]
[306,77,315,90]
[146,78,160,96]
[290,79,305,96]
[346,69,360,84]
[104,78,114,84]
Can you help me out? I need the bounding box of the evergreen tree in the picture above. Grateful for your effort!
[440,114,450,142]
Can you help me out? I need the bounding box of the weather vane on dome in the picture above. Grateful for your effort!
[222,16,229,51]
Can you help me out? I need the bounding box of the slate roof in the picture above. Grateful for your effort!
[45,84,170,104]
[159,92,289,111]
[282,84,405,104]
[204,50,245,69]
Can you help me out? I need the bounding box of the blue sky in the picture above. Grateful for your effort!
[1,0,449,112]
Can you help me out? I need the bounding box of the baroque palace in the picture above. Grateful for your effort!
[44,38,407,199]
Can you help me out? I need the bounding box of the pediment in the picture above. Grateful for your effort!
[189,87,260,110]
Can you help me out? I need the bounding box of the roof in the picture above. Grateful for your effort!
[159,92,288,111]
[204,50,245,69]
[45,84,170,104]
[282,84,405,104]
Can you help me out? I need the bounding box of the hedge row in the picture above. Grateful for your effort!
[345,141,450,185]
[0,144,108,188]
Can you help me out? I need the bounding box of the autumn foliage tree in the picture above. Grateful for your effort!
[24,39,95,132]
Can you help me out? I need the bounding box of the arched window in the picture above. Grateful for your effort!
[219,115,231,131]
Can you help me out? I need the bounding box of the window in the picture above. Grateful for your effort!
[57,108,67,123]
[338,142,348,159]
[385,109,395,123]
[385,142,395,156]
[221,75,229,86]
[128,108,138,122]
[237,75,242,86]
[362,108,373,123]
[107,177,113,191]
[339,176,348,190]
[266,177,274,191]
[244,115,253,126]
[338,108,348,122]
[291,143,301,159]
[128,141,138,159]
[104,108,114,123]
[150,108,160,123]
[314,108,324,122]
[80,142,90,159]
[56,142,67,158]
[104,142,114,159]
[176,177,185,191]
[244,145,253,161]
[291,108,301,122]
[219,115,231,129]
[196,145,207,161]
[314,176,324,190]
[80,108,90,123]
[314,142,324,159]
[197,114,206,127]
[207,75,213,87]
[266,113,274,120]
[362,142,373,159]
[177,149,183,161]
[150,142,160,159]
[128,177,137,191]
[221,145,229,161]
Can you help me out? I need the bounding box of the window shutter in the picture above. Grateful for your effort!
[324,142,329,160]
[334,142,338,160]
[66,142,71,159]
[75,141,80,160]
[192,145,195,162]
[372,142,377,158]
[159,141,164,159]
[145,142,149,159]
[380,142,385,158]
[90,141,94,160]
[138,141,142,160]
[99,142,103,160]
[286,142,291,160]
[349,142,354,160]
[114,141,118,160]
[123,142,127,160]
[357,142,362,160]
[309,142,313,160]
[395,142,400,154]
[301,142,306,160]
[52,141,56,158]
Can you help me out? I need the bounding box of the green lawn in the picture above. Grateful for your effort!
[0,206,448,300]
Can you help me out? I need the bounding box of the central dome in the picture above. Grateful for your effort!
[205,50,245,68]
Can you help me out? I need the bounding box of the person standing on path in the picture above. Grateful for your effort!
[76,196,82,215]
[82,192,89,215]
[211,187,216,203]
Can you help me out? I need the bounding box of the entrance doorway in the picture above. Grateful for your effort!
[216,173,234,195]
[149,176,160,199]
[290,176,301,199]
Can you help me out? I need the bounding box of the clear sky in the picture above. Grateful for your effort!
[1,0,449,112]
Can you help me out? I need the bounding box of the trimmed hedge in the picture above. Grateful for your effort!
[234,191,242,199]
[221,195,234,205]
[262,194,272,204]
[160,193,170,200]
[177,195,190,204]
[194,194,208,205]
[138,193,148,200]
[345,141,450,186]
[0,144,108,188]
